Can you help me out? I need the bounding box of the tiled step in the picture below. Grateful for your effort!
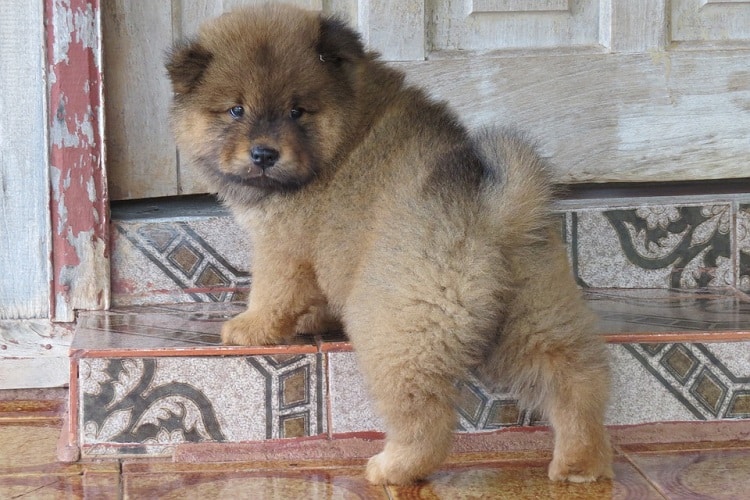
[74,191,750,460]
[64,289,750,459]
[110,192,750,306]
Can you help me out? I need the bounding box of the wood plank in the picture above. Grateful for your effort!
[0,321,72,389]
[358,0,424,61]
[104,1,178,199]
[396,50,750,183]
[0,1,50,319]
[47,0,110,322]
[607,0,667,52]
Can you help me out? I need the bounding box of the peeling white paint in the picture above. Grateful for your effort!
[50,102,81,148]
[55,229,109,321]
[52,0,74,65]
[86,175,96,202]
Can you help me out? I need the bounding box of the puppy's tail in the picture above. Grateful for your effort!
[474,127,557,246]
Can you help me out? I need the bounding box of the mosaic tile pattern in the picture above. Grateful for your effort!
[739,204,750,292]
[72,290,750,455]
[110,197,750,310]
[79,354,325,457]
[112,218,251,306]
[573,203,733,289]
[624,343,750,420]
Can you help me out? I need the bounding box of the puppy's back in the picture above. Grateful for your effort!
[473,128,556,246]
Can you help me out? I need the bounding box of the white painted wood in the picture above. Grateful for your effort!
[357,0,424,60]
[427,0,601,52]
[0,320,72,389]
[396,50,750,183]
[471,0,570,14]
[107,0,750,199]
[104,1,178,200]
[606,0,667,52]
[671,0,750,46]
[0,0,50,319]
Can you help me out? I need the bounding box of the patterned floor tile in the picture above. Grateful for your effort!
[72,303,317,353]
[739,204,750,292]
[0,417,121,498]
[112,217,250,306]
[79,355,326,456]
[587,288,750,335]
[327,351,384,435]
[574,203,732,288]
[0,473,121,499]
[627,447,750,499]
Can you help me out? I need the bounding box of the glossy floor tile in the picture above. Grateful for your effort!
[627,447,750,499]
[0,401,120,499]
[5,398,750,499]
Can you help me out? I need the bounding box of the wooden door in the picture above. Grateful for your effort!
[106,0,750,200]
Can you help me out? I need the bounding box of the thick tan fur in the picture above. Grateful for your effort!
[166,4,612,485]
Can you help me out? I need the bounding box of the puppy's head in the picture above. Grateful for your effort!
[166,5,365,204]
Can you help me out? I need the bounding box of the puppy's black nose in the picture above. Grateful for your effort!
[251,146,279,169]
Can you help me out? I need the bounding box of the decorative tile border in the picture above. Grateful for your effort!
[112,218,251,306]
[110,197,750,308]
[326,343,750,435]
[572,203,733,289]
[79,354,325,457]
[739,204,750,292]
[622,343,750,420]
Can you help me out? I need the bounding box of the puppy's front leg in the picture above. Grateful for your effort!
[222,259,324,346]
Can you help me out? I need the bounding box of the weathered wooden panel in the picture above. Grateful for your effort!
[47,0,109,322]
[0,320,73,389]
[605,0,667,52]
[106,0,750,198]
[104,1,177,200]
[398,50,750,183]
[671,0,750,46]
[427,0,601,51]
[358,0,425,61]
[0,0,50,319]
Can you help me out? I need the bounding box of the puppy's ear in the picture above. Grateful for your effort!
[317,16,365,65]
[165,40,213,94]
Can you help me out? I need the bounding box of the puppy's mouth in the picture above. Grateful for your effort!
[218,163,314,192]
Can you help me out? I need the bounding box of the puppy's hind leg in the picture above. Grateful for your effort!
[353,330,461,485]
[488,292,613,482]
[345,297,494,485]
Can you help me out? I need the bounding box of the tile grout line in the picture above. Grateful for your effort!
[615,445,670,500]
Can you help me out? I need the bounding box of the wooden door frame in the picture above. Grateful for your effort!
[46,0,109,322]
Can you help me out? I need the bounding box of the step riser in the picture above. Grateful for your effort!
[73,340,750,458]
[112,198,750,306]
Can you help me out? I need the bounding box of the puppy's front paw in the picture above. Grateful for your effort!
[548,455,614,483]
[220,312,283,346]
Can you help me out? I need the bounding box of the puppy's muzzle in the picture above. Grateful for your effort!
[251,145,280,170]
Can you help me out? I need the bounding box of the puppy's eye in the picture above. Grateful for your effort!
[228,105,244,119]
[290,106,305,120]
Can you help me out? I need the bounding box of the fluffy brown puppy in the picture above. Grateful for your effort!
[166,4,612,485]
